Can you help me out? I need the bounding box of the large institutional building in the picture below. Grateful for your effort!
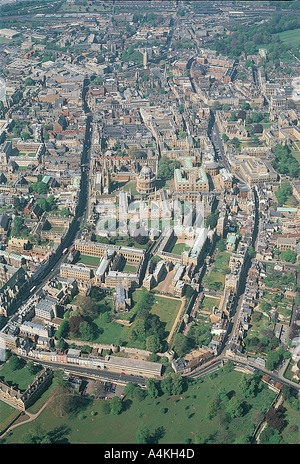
[174,157,209,193]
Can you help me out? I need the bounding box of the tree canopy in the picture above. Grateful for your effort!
[272,145,299,179]
[158,158,181,180]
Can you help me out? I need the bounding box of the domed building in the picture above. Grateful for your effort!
[204,160,219,177]
[136,164,156,194]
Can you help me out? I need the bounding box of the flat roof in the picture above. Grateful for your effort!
[105,355,162,374]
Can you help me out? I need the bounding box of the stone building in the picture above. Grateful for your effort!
[136,164,156,194]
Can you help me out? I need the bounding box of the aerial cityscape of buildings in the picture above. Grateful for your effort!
[0,0,299,447]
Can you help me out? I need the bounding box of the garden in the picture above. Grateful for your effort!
[202,251,231,292]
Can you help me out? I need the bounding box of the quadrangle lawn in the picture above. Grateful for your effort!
[171,242,191,255]
[76,254,101,267]
[0,362,38,392]
[200,296,220,313]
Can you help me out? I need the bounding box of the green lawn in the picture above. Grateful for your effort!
[113,237,151,250]
[245,312,273,355]
[278,28,300,47]
[214,252,231,272]
[203,251,230,291]
[171,242,191,255]
[280,399,300,444]
[92,289,145,347]
[2,368,281,444]
[260,122,273,129]
[283,358,300,385]
[0,401,21,434]
[122,182,139,196]
[291,150,300,164]
[59,3,111,12]
[122,264,137,273]
[93,316,126,345]
[76,254,101,267]
[205,270,226,289]
[150,296,182,335]
[92,291,182,346]
[0,361,38,392]
[200,296,220,313]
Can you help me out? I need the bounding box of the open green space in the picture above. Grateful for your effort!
[58,3,112,13]
[122,181,139,196]
[277,27,300,47]
[284,194,299,207]
[280,398,300,444]
[244,311,273,356]
[170,242,191,255]
[283,358,300,385]
[291,149,300,164]
[49,226,64,233]
[150,296,182,335]
[93,315,125,345]
[214,252,231,272]
[204,270,226,291]
[2,367,281,444]
[92,291,182,347]
[0,401,21,434]
[76,254,101,267]
[68,292,131,347]
[122,263,137,273]
[199,296,220,313]
[203,251,231,292]
[0,360,38,392]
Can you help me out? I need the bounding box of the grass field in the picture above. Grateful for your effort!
[0,361,39,392]
[150,295,182,335]
[58,3,112,12]
[278,28,300,47]
[245,312,272,354]
[92,292,182,346]
[122,181,139,196]
[171,242,191,255]
[214,252,231,272]
[76,254,101,267]
[291,149,300,164]
[93,316,126,345]
[284,194,299,207]
[0,402,21,434]
[2,368,281,444]
[122,263,137,273]
[203,251,231,291]
[199,296,220,313]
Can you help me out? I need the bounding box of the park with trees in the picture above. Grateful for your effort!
[1,360,299,444]
[272,145,300,180]
[209,12,300,66]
